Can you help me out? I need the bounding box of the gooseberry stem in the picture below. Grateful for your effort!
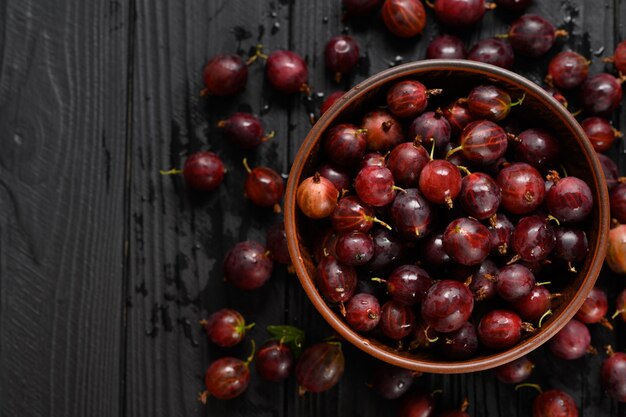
[160,168,183,175]
[242,158,252,173]
[510,93,526,107]
[515,383,543,394]
[262,131,276,142]
[538,309,552,328]
[244,339,257,366]
[446,145,462,160]
[247,44,268,65]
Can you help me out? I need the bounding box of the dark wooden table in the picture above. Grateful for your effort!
[1,0,626,416]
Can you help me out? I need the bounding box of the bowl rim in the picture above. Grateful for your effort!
[284,59,610,374]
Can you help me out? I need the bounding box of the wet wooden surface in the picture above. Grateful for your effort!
[0,0,625,416]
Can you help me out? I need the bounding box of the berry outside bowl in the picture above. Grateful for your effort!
[284,60,610,374]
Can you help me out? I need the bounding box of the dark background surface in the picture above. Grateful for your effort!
[1,0,626,416]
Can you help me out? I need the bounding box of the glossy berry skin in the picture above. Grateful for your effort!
[613,40,626,74]
[546,87,569,108]
[597,153,620,190]
[533,390,579,417]
[611,184,626,224]
[601,352,626,402]
[346,293,381,331]
[434,0,489,28]
[205,357,250,399]
[419,160,462,207]
[553,227,588,267]
[381,0,427,38]
[331,196,379,233]
[467,85,513,121]
[335,231,375,266]
[296,342,345,393]
[409,110,452,151]
[575,287,609,325]
[470,259,498,301]
[497,163,545,215]
[266,50,309,94]
[496,264,535,302]
[313,229,339,262]
[512,285,551,322]
[606,226,626,274]
[547,176,593,223]
[548,319,590,360]
[362,110,404,151]
[427,34,467,59]
[380,300,416,340]
[361,152,387,169]
[387,141,430,187]
[547,51,589,90]
[370,364,415,399]
[494,356,534,384]
[489,213,514,256]
[387,264,432,305]
[316,255,357,304]
[325,35,360,81]
[355,166,397,207]
[581,117,619,153]
[512,215,555,262]
[369,228,404,271]
[478,310,523,350]
[468,38,515,70]
[320,91,346,115]
[256,340,294,382]
[514,128,559,170]
[204,309,249,347]
[324,123,367,167]
[442,322,479,359]
[266,222,290,265]
[297,173,339,219]
[182,151,225,192]
[421,280,474,333]
[494,0,532,12]
[218,113,265,150]
[387,80,430,119]
[203,54,248,96]
[223,241,273,290]
[421,232,452,270]
[581,73,623,115]
[459,172,502,220]
[457,120,508,165]
[318,164,351,192]
[399,390,436,417]
[508,14,561,57]
[410,320,440,351]
[615,289,626,322]
[444,99,474,134]
[342,0,384,16]
[443,217,491,266]
[244,166,285,210]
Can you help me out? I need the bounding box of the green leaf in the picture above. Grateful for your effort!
[267,325,305,356]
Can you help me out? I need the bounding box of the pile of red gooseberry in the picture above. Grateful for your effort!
[165,0,626,414]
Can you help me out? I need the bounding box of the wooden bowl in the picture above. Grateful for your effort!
[284,60,610,374]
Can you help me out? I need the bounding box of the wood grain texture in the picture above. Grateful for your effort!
[126,1,292,416]
[0,0,129,416]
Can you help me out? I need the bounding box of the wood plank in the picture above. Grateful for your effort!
[0,0,129,416]
[126,1,292,416]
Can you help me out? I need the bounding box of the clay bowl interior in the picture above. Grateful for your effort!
[284,60,609,374]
